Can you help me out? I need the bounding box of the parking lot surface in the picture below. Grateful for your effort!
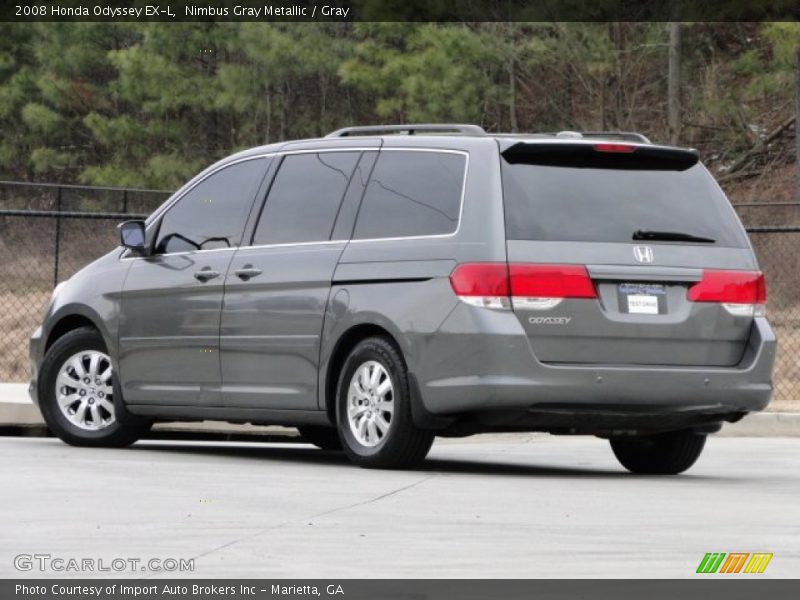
[1,434,798,578]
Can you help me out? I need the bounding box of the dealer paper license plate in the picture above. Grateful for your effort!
[618,283,667,315]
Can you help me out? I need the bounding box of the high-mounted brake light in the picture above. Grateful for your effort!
[687,270,766,317]
[449,263,597,310]
[593,143,637,153]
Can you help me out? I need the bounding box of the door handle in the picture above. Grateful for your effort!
[234,266,262,281]
[194,268,220,282]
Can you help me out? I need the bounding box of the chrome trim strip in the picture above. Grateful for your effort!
[280,147,379,155]
[239,240,347,251]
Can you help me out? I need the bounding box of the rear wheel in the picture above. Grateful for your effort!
[297,426,342,450]
[610,429,707,475]
[38,327,151,447]
[336,337,434,469]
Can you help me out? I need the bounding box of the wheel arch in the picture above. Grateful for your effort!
[44,309,107,354]
[322,323,402,426]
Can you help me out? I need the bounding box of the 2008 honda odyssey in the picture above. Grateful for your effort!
[29,124,776,473]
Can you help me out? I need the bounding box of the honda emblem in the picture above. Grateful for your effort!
[633,245,654,263]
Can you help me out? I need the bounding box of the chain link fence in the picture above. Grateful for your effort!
[0,181,170,381]
[734,203,800,405]
[0,181,798,404]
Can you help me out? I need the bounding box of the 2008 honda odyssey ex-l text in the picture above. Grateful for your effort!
[30,124,776,473]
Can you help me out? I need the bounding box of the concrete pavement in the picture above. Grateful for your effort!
[1,435,798,578]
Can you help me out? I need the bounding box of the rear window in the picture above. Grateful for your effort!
[501,160,748,248]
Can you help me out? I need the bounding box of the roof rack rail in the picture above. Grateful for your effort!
[326,123,487,138]
[561,131,652,144]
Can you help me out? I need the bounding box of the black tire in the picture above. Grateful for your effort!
[38,327,152,447]
[297,426,342,451]
[610,429,707,475]
[336,337,434,469]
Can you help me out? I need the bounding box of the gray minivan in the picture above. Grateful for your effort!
[29,124,776,473]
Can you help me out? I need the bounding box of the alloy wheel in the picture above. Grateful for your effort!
[54,350,115,431]
[346,360,394,447]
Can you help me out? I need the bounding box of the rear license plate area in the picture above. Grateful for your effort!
[618,283,667,315]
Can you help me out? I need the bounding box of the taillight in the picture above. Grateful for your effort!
[449,263,597,310]
[593,143,636,153]
[687,270,766,317]
[510,264,597,302]
[449,263,510,309]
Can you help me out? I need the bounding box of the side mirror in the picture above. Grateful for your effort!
[118,220,148,255]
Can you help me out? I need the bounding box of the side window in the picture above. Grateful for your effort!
[252,152,360,245]
[352,151,466,240]
[331,151,378,241]
[155,158,267,254]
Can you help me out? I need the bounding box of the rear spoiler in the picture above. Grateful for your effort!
[501,142,699,171]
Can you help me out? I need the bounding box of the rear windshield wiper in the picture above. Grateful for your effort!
[632,229,716,243]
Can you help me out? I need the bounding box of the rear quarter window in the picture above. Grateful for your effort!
[353,150,466,240]
[501,160,749,248]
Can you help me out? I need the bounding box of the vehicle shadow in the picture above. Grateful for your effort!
[135,440,349,466]
[130,440,720,480]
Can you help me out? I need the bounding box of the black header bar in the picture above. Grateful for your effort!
[2,1,800,22]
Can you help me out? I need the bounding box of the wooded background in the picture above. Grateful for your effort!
[0,22,797,198]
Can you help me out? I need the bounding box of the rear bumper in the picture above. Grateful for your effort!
[414,308,775,428]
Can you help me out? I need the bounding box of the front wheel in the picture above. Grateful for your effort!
[38,327,151,447]
[610,429,707,475]
[336,337,434,469]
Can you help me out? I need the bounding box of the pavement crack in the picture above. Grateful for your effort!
[182,475,434,568]
[309,475,433,520]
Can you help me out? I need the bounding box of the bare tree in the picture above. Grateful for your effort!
[508,58,518,133]
[796,47,800,202]
[668,22,682,145]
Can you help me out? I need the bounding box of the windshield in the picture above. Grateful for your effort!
[501,160,749,248]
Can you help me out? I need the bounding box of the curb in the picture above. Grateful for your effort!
[0,383,302,442]
[715,412,800,437]
[2,385,799,439]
